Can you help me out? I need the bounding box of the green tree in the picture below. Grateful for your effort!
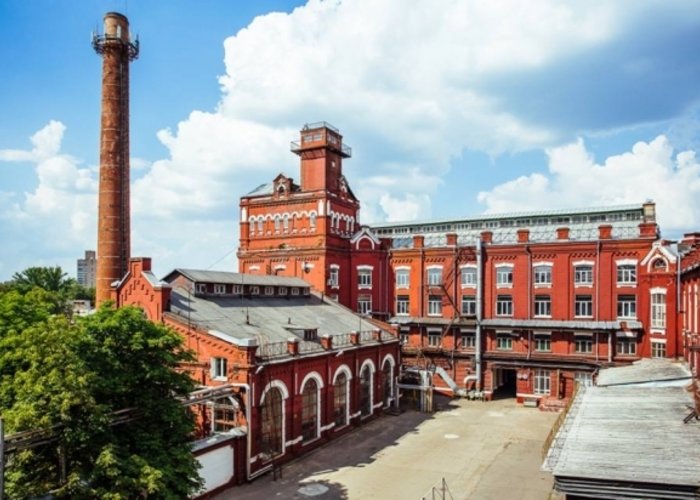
[11,266,74,293]
[0,301,203,498]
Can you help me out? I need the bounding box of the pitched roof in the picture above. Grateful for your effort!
[167,269,309,288]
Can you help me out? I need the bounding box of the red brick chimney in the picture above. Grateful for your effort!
[517,229,529,243]
[413,235,425,248]
[446,233,458,246]
[598,225,613,240]
[556,227,570,240]
[481,231,493,244]
[93,12,139,306]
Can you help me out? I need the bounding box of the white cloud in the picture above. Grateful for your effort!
[477,135,700,233]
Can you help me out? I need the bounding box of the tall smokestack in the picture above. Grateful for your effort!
[92,12,139,305]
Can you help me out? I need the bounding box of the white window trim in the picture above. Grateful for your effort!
[572,260,595,266]
[532,261,553,268]
[616,258,638,266]
[495,263,514,268]
[356,265,375,271]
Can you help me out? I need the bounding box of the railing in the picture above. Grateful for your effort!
[542,382,582,461]
[299,341,323,354]
[257,341,288,359]
[360,330,375,343]
[333,333,353,347]
[303,121,340,133]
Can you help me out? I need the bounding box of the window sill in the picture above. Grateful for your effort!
[574,284,594,288]
[496,284,513,289]
[534,284,552,288]
[616,283,637,288]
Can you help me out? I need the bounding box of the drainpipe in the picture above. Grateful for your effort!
[476,240,483,392]
[677,246,681,359]
[525,245,532,318]
[229,381,253,482]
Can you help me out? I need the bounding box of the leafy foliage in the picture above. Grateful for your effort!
[0,285,202,498]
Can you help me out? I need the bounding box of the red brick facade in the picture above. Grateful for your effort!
[681,233,700,377]
[239,122,684,406]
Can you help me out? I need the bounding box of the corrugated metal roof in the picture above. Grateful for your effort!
[545,385,700,488]
[596,358,691,387]
[172,269,309,287]
[371,203,644,229]
[168,287,390,345]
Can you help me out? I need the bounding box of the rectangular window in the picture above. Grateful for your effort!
[534,369,551,395]
[358,269,372,288]
[428,332,441,347]
[651,292,666,329]
[427,268,442,286]
[461,295,476,316]
[396,295,409,316]
[574,372,593,387]
[399,332,409,345]
[575,338,593,353]
[534,265,552,286]
[651,341,666,358]
[211,357,227,380]
[233,285,242,294]
[264,286,274,296]
[496,295,513,316]
[358,296,372,315]
[250,286,260,295]
[395,269,409,288]
[279,287,288,296]
[428,295,442,316]
[616,339,637,356]
[617,295,637,319]
[196,283,207,294]
[291,287,300,296]
[617,264,637,285]
[329,267,339,288]
[534,295,551,317]
[574,265,593,286]
[496,267,513,287]
[214,284,226,295]
[461,333,475,349]
[575,295,593,318]
[534,335,551,352]
[461,267,477,287]
[496,334,513,350]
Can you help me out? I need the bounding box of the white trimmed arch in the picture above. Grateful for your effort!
[360,358,376,373]
[332,363,353,383]
[260,379,289,404]
[299,370,325,393]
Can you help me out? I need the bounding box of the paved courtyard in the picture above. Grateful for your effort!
[216,397,561,499]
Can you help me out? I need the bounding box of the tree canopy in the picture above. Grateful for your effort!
[0,274,202,498]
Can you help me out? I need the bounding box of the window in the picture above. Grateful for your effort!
[358,268,372,288]
[214,284,226,295]
[260,388,283,458]
[250,286,260,295]
[396,295,409,316]
[616,338,637,356]
[395,268,409,288]
[496,295,513,316]
[534,369,551,395]
[264,286,274,296]
[651,341,666,358]
[328,267,339,288]
[428,295,442,316]
[382,361,393,407]
[359,365,372,417]
[574,265,593,286]
[496,266,513,287]
[575,295,593,318]
[212,397,239,433]
[274,215,281,232]
[333,373,348,427]
[534,335,551,352]
[427,267,442,286]
[461,295,476,316]
[534,295,551,317]
[196,283,207,294]
[211,357,227,380]
[652,258,667,271]
[461,332,476,349]
[283,214,290,231]
[233,285,242,294]
[617,295,637,318]
[534,265,552,286]
[428,331,441,347]
[574,372,593,387]
[651,292,666,329]
[575,337,593,353]
[301,379,319,443]
[399,332,409,345]
[257,218,264,233]
[291,287,300,296]
[496,334,513,350]
[279,287,287,296]
[461,267,477,287]
[309,212,317,229]
[617,264,637,285]
[358,296,372,315]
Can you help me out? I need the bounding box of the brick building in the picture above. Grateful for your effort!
[680,233,700,377]
[238,122,683,405]
[112,257,399,488]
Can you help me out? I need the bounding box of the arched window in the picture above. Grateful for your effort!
[301,378,319,442]
[283,214,290,232]
[333,372,349,427]
[274,215,281,232]
[309,212,317,229]
[653,258,667,272]
[382,360,393,407]
[360,364,373,417]
[257,217,264,233]
[260,387,284,458]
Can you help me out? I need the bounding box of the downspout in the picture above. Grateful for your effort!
[525,245,532,360]
[453,245,458,382]
[677,246,682,359]
[229,381,253,482]
[476,240,483,392]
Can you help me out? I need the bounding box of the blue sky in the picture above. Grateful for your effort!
[1,0,700,280]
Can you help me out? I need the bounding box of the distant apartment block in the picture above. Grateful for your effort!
[77,250,97,288]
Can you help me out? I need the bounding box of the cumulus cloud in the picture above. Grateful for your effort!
[0,121,98,274]
[477,135,700,233]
